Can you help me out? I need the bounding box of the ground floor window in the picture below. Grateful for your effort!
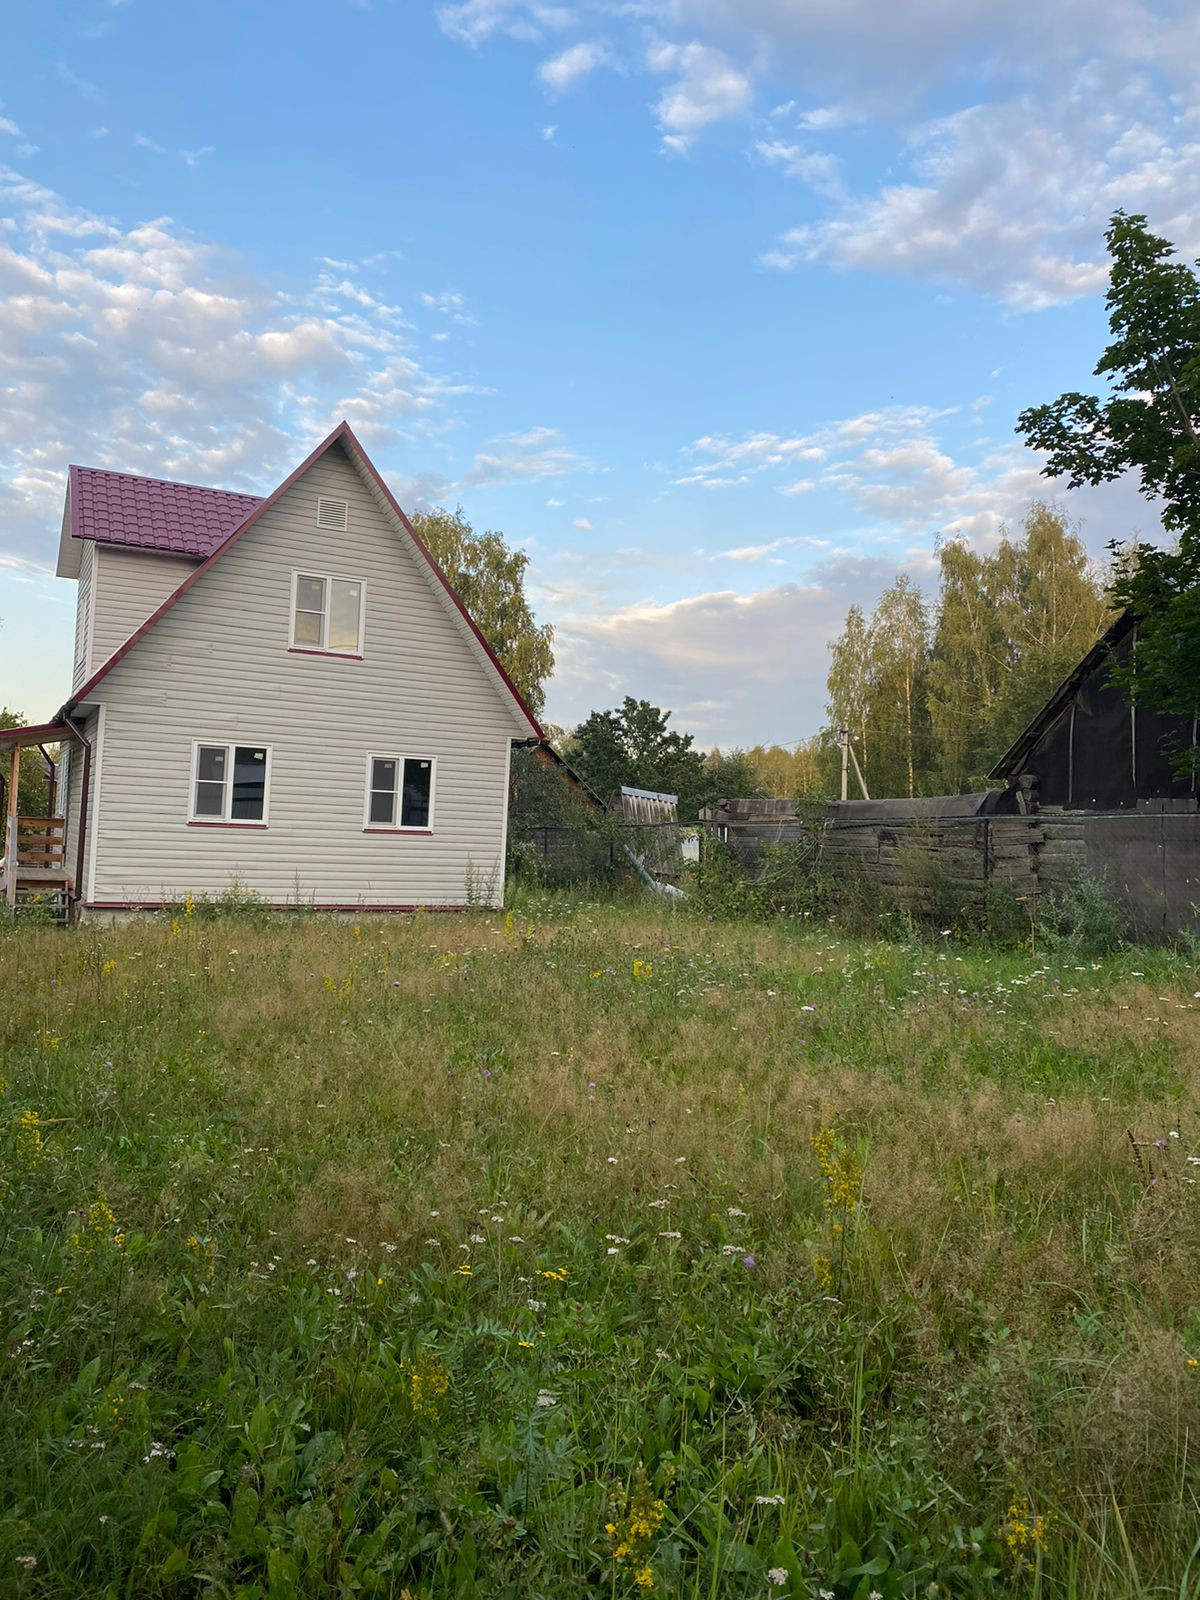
[365,754,434,830]
[191,743,270,824]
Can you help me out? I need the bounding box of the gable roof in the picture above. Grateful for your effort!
[61,421,543,738]
[987,611,1133,781]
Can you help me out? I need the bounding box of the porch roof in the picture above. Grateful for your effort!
[0,720,73,747]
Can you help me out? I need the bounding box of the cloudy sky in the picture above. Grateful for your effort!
[1,1,1191,746]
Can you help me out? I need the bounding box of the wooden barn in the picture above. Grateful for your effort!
[988,613,1198,811]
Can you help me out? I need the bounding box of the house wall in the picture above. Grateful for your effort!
[86,444,520,908]
[72,540,94,692]
[90,546,199,672]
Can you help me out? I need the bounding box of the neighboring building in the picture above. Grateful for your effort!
[988,613,1198,810]
[1,422,542,917]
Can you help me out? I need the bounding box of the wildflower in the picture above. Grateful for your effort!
[535,1389,558,1407]
[407,1357,450,1417]
[14,1109,47,1170]
[755,1494,785,1506]
[15,1555,37,1571]
[811,1124,863,1215]
[455,1264,473,1276]
[607,1465,666,1593]
[470,1232,486,1243]
[766,1570,788,1587]
[658,1230,681,1240]
[742,1254,756,1268]
[517,1339,535,1349]
[727,1207,747,1218]
[1188,1359,1198,1369]
[69,1195,123,1256]
[540,1267,568,1282]
[632,958,653,982]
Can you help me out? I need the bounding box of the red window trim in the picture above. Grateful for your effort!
[187,821,269,830]
[362,827,434,836]
[287,648,364,661]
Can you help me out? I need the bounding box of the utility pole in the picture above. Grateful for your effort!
[839,725,849,802]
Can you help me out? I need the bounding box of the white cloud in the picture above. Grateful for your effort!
[717,535,804,562]
[549,563,901,742]
[0,164,483,567]
[436,0,575,47]
[542,124,558,140]
[573,516,592,530]
[538,40,612,93]
[462,426,585,487]
[754,139,844,199]
[763,82,1200,308]
[648,40,751,150]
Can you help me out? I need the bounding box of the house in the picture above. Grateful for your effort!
[0,422,542,918]
[988,612,1198,810]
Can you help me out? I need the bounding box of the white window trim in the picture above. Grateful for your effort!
[363,752,437,832]
[289,569,366,657]
[188,740,273,826]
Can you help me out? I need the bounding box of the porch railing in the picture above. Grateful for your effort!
[3,815,69,908]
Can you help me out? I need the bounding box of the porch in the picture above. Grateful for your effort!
[0,721,78,919]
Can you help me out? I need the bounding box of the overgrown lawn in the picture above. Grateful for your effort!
[2,895,1199,1598]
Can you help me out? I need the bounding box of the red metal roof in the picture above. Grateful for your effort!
[69,464,262,559]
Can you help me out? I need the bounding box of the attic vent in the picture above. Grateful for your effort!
[316,496,349,531]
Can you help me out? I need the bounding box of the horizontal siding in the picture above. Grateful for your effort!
[90,546,199,671]
[71,541,94,692]
[90,445,514,907]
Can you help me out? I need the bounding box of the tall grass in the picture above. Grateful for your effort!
[1,893,1198,1597]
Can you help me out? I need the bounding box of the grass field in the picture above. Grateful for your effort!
[2,893,1200,1598]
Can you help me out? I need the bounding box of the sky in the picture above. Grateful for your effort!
[0,0,1194,749]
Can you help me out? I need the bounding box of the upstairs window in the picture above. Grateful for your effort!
[191,743,270,824]
[291,572,364,655]
[364,754,435,830]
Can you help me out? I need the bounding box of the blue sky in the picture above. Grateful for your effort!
[1,0,1191,747]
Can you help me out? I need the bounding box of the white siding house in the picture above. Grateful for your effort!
[40,423,542,914]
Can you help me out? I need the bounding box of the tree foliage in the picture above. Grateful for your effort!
[0,708,56,817]
[569,698,709,817]
[1017,211,1200,770]
[408,506,555,718]
[824,506,1110,796]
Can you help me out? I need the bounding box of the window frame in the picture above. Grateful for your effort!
[188,740,273,828]
[289,569,366,658]
[362,752,437,834]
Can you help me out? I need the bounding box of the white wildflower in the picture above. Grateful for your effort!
[766,1570,787,1587]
